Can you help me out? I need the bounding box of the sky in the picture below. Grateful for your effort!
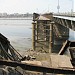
[0,0,74,14]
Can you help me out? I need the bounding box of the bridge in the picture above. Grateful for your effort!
[0,13,74,74]
[0,13,75,74]
[53,15,75,30]
[32,13,75,53]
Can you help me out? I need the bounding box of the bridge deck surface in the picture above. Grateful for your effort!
[54,15,75,21]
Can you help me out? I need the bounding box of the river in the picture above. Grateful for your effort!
[0,18,32,51]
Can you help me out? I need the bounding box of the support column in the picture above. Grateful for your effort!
[32,22,36,50]
[49,22,54,53]
[36,21,38,41]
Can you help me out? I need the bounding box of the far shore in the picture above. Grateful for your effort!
[0,17,32,20]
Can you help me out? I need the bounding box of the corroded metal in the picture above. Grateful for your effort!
[0,33,23,61]
[53,15,75,31]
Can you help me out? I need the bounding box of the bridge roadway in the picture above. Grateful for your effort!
[53,15,75,31]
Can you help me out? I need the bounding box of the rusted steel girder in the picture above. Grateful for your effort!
[53,16,75,31]
[58,40,70,55]
[58,40,75,55]
[0,60,75,74]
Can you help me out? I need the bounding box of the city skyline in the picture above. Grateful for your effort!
[0,0,74,14]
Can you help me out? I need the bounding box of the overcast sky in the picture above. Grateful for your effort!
[0,0,74,14]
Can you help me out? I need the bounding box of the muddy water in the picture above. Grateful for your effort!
[0,18,32,51]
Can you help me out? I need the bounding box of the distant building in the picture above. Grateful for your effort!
[0,13,2,16]
[0,13,33,18]
[2,13,8,16]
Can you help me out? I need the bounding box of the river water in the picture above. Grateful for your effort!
[0,18,32,51]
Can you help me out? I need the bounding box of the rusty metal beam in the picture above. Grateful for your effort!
[9,44,23,59]
[0,60,75,74]
[53,16,75,30]
[58,40,75,55]
[58,40,70,55]
[69,48,75,66]
[0,42,14,60]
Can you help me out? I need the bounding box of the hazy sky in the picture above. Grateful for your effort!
[0,0,74,14]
